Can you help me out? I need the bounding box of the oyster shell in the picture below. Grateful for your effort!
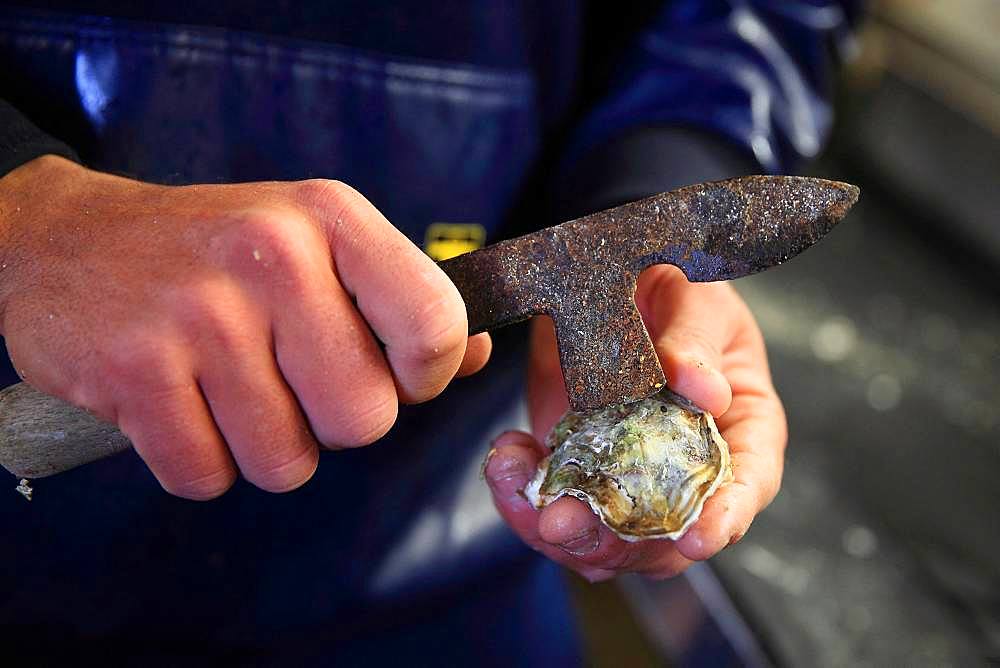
[524,388,732,542]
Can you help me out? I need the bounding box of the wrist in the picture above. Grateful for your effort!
[0,153,84,194]
[0,155,92,321]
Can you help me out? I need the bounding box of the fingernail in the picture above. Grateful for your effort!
[558,528,600,556]
[728,519,752,548]
[491,431,531,448]
[485,452,530,496]
[679,527,707,557]
[479,447,498,480]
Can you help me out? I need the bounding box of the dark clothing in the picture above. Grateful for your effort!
[0,98,78,173]
[0,2,858,664]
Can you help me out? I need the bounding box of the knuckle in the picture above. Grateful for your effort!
[600,548,641,572]
[315,180,392,244]
[238,215,303,261]
[646,263,684,288]
[171,284,247,351]
[680,326,722,359]
[405,292,468,362]
[637,264,682,304]
[113,380,236,502]
[294,178,356,210]
[162,466,237,500]
[295,179,377,238]
[243,444,318,493]
[319,391,398,448]
[100,335,176,391]
[127,417,237,501]
[222,213,319,295]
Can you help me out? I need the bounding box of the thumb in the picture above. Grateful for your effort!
[638,266,735,417]
[525,316,569,439]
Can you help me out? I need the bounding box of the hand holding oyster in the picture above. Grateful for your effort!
[524,388,732,542]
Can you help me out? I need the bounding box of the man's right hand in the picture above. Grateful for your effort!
[0,156,490,498]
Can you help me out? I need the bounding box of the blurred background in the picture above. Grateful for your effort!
[570,1,1000,665]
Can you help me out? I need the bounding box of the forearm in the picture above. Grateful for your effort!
[0,98,81,294]
[0,155,83,317]
[559,0,863,207]
[557,126,756,220]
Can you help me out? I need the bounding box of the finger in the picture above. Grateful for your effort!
[116,359,238,500]
[273,269,400,449]
[303,180,471,403]
[196,319,319,493]
[484,432,615,582]
[674,465,758,562]
[537,497,604,558]
[676,362,787,562]
[634,546,695,580]
[636,265,739,417]
[455,333,492,378]
[537,497,694,578]
[526,317,569,439]
[537,497,650,570]
[213,203,399,448]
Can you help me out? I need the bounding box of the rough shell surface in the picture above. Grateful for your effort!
[524,388,732,542]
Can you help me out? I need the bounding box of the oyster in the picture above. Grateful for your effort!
[524,388,732,542]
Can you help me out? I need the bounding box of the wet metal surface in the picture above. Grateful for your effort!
[440,176,858,411]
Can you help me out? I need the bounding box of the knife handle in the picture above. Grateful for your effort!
[0,382,132,479]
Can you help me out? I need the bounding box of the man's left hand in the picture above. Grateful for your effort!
[485,265,787,581]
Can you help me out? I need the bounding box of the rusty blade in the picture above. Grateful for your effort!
[440,176,858,410]
[588,175,859,283]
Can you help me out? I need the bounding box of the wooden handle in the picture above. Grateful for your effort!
[0,382,132,478]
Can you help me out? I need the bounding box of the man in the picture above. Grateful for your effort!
[0,2,858,663]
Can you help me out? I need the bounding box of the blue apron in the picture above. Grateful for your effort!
[0,2,859,661]
[0,8,581,665]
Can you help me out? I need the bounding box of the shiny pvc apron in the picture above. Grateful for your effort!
[0,8,580,664]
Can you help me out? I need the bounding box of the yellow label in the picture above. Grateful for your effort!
[424,223,487,261]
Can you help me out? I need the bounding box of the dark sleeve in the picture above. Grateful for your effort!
[0,98,80,177]
[558,126,757,219]
[558,0,863,217]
